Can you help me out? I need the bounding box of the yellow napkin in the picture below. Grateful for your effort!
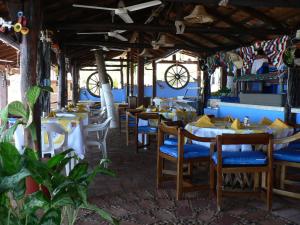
[194,115,214,128]
[136,105,144,110]
[48,111,56,118]
[151,107,158,112]
[260,117,272,126]
[269,118,289,129]
[231,119,243,130]
[159,109,168,112]
[176,109,184,113]
[226,115,234,122]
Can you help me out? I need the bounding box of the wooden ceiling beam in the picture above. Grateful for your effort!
[204,7,266,40]
[54,23,288,35]
[165,33,209,49]
[164,0,300,8]
[0,33,19,50]
[64,40,210,53]
[237,6,287,29]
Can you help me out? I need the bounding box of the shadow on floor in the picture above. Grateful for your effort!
[76,129,300,225]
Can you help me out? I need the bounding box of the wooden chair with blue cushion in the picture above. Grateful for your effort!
[135,112,161,152]
[118,104,128,133]
[162,120,185,146]
[211,133,273,211]
[273,132,300,199]
[126,109,143,146]
[157,123,215,200]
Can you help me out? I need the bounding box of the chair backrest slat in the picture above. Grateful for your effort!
[158,124,178,136]
[218,133,271,145]
[273,132,300,145]
[181,129,215,143]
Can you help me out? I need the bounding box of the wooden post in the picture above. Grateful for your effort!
[221,67,227,89]
[201,70,210,114]
[285,68,300,123]
[126,52,130,100]
[0,70,8,110]
[71,61,79,104]
[94,50,118,128]
[120,58,124,89]
[137,33,145,106]
[196,60,202,93]
[130,52,134,96]
[152,60,157,99]
[57,50,66,109]
[20,0,42,152]
[38,38,51,113]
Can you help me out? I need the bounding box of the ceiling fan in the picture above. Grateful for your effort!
[90,45,126,52]
[77,30,128,41]
[73,0,162,23]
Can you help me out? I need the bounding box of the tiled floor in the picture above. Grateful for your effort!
[76,129,300,225]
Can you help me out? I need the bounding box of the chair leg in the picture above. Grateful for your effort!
[136,131,140,153]
[188,162,193,176]
[280,165,286,189]
[209,163,215,194]
[126,127,129,146]
[176,158,184,200]
[217,170,223,211]
[267,170,273,211]
[157,154,163,188]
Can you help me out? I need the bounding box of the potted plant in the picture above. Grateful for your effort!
[0,85,119,224]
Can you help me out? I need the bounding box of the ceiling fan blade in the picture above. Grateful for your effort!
[114,30,126,33]
[126,0,162,12]
[73,4,116,11]
[77,32,107,35]
[110,48,126,51]
[109,32,128,41]
[117,13,134,23]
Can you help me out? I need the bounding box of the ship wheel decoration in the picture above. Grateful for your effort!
[164,64,190,89]
[86,72,113,97]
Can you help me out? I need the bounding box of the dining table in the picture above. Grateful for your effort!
[13,111,88,159]
[138,110,197,144]
[185,118,294,188]
[185,119,294,151]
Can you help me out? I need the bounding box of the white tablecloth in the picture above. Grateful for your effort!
[14,115,86,159]
[185,122,294,151]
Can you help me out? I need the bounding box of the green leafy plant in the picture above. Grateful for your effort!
[211,87,231,97]
[0,142,119,225]
[0,85,53,143]
[0,85,119,224]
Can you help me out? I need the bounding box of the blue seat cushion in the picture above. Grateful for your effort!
[138,126,157,133]
[212,151,267,166]
[274,149,300,163]
[120,115,135,121]
[164,137,178,145]
[287,141,300,150]
[160,144,209,159]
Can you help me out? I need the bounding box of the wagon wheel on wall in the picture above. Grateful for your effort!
[164,64,190,89]
[86,72,113,97]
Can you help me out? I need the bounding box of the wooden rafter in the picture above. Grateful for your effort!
[54,23,288,35]
[164,0,300,8]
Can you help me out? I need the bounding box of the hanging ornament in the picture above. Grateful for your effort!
[16,11,29,35]
[0,17,13,32]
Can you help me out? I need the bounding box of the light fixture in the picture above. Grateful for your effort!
[175,20,185,34]
[184,5,214,24]
[219,0,229,7]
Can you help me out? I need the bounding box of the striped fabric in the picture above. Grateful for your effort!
[239,35,289,69]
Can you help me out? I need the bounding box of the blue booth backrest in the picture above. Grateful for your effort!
[80,81,199,102]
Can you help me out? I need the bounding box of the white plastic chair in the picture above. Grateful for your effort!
[84,117,111,162]
[90,107,107,124]
[41,123,75,175]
